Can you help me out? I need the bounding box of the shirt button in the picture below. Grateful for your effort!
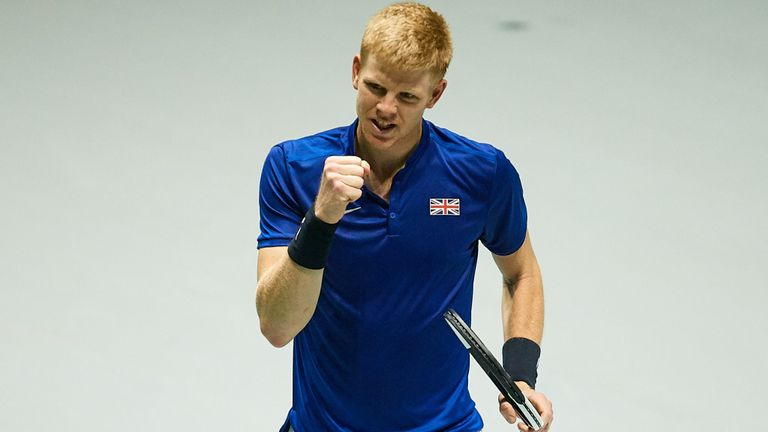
[389,212,396,219]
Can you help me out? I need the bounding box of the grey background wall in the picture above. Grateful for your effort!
[1,0,766,430]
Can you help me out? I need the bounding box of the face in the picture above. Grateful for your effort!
[352,54,447,155]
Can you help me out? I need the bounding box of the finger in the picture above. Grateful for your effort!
[329,163,366,177]
[325,155,362,165]
[325,172,364,189]
[324,175,362,200]
[334,182,364,200]
[336,174,364,189]
[497,393,519,424]
[542,408,553,432]
[529,393,553,423]
[361,160,371,176]
[528,393,553,431]
[498,401,517,424]
[346,187,363,202]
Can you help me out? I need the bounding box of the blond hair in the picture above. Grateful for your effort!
[360,2,453,79]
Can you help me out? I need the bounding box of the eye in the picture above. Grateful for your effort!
[399,92,418,102]
[365,82,385,94]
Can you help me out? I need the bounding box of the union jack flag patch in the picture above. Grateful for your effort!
[429,198,460,216]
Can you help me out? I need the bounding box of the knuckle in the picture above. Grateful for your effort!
[332,182,346,194]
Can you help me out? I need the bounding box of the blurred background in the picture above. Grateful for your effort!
[1,0,766,430]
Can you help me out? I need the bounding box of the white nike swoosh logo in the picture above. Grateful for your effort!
[344,206,362,214]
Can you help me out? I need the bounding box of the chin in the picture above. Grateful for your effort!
[362,128,397,149]
[371,136,401,151]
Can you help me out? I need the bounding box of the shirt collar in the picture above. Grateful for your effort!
[343,118,432,170]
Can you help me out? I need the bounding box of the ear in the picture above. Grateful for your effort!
[352,55,362,90]
[425,79,447,109]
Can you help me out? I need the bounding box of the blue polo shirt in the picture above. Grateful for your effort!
[258,119,527,432]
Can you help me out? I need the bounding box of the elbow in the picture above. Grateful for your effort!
[254,289,289,347]
[260,320,293,348]
[265,333,292,349]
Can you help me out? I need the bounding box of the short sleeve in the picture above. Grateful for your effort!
[257,145,304,248]
[480,150,528,255]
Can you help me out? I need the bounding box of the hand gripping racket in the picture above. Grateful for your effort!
[443,309,543,430]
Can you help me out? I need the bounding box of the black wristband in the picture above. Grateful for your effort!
[287,204,338,270]
[502,337,541,389]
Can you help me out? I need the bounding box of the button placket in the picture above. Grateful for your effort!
[387,175,402,236]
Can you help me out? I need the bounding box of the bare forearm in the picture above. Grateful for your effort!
[256,248,323,347]
[501,272,544,343]
[255,157,369,347]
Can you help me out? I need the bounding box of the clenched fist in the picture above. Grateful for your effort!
[314,156,370,224]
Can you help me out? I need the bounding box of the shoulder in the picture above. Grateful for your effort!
[426,120,509,172]
[260,124,352,203]
[272,124,351,164]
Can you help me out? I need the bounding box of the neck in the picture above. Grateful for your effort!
[355,123,422,179]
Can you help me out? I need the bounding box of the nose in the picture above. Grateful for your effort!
[376,94,397,119]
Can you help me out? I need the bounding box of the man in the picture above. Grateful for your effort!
[256,3,553,431]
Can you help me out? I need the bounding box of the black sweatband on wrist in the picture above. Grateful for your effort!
[287,204,338,270]
[502,337,541,389]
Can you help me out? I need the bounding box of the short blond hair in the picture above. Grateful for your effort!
[360,2,453,79]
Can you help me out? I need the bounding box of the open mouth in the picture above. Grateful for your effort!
[371,119,396,133]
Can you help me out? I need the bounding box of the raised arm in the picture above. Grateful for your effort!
[255,155,369,348]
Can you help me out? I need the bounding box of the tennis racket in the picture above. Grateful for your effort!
[443,309,543,430]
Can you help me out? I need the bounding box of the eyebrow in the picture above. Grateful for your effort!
[363,79,419,98]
